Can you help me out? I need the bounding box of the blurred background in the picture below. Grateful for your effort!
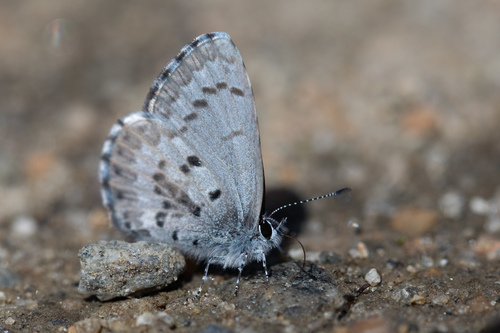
[1,1,500,331]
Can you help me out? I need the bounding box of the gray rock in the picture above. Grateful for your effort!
[78,240,185,301]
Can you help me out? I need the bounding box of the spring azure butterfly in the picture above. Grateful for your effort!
[99,32,350,299]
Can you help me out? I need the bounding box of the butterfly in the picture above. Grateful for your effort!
[99,32,350,299]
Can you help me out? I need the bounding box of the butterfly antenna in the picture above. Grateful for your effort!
[269,187,352,218]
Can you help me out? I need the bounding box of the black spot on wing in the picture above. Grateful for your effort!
[192,206,201,217]
[172,230,178,241]
[223,130,244,141]
[154,186,162,195]
[187,156,201,167]
[101,178,110,189]
[157,66,174,82]
[158,160,166,169]
[216,82,228,90]
[101,153,111,163]
[180,164,190,174]
[193,99,208,108]
[191,38,200,48]
[183,113,198,121]
[209,189,221,201]
[230,87,245,97]
[202,87,217,94]
[192,239,199,246]
[163,201,172,209]
[180,126,187,134]
[177,50,187,62]
[153,173,165,182]
[155,212,166,227]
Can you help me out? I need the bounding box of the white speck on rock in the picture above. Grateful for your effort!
[364,268,381,286]
[470,197,490,215]
[136,312,156,326]
[439,191,465,219]
[348,242,369,259]
[11,215,38,238]
[5,317,15,325]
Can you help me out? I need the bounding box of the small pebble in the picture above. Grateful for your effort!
[78,240,185,301]
[5,317,15,325]
[438,191,465,219]
[136,312,174,327]
[470,197,490,215]
[431,293,450,305]
[68,318,103,333]
[364,268,381,286]
[406,265,418,274]
[438,258,449,267]
[348,242,369,259]
[11,215,38,239]
[468,295,492,313]
[136,312,156,326]
[61,298,84,311]
[391,288,411,303]
[420,255,434,268]
[347,315,389,333]
[410,294,425,305]
[472,235,500,260]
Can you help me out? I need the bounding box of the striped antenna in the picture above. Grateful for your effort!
[268,187,352,218]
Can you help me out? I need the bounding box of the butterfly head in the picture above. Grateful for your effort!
[258,215,287,249]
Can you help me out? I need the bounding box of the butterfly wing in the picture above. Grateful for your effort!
[99,32,264,260]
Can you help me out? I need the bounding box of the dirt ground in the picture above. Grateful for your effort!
[1,1,500,332]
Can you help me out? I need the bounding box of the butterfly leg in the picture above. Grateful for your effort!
[261,252,269,282]
[233,253,248,296]
[191,258,212,301]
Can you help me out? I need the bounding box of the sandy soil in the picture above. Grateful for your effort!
[1,1,500,332]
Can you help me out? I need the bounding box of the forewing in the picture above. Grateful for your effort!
[144,32,263,229]
[99,32,263,252]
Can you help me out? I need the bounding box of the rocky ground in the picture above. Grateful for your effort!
[1,1,500,332]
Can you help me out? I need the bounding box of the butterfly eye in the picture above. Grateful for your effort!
[259,220,273,240]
